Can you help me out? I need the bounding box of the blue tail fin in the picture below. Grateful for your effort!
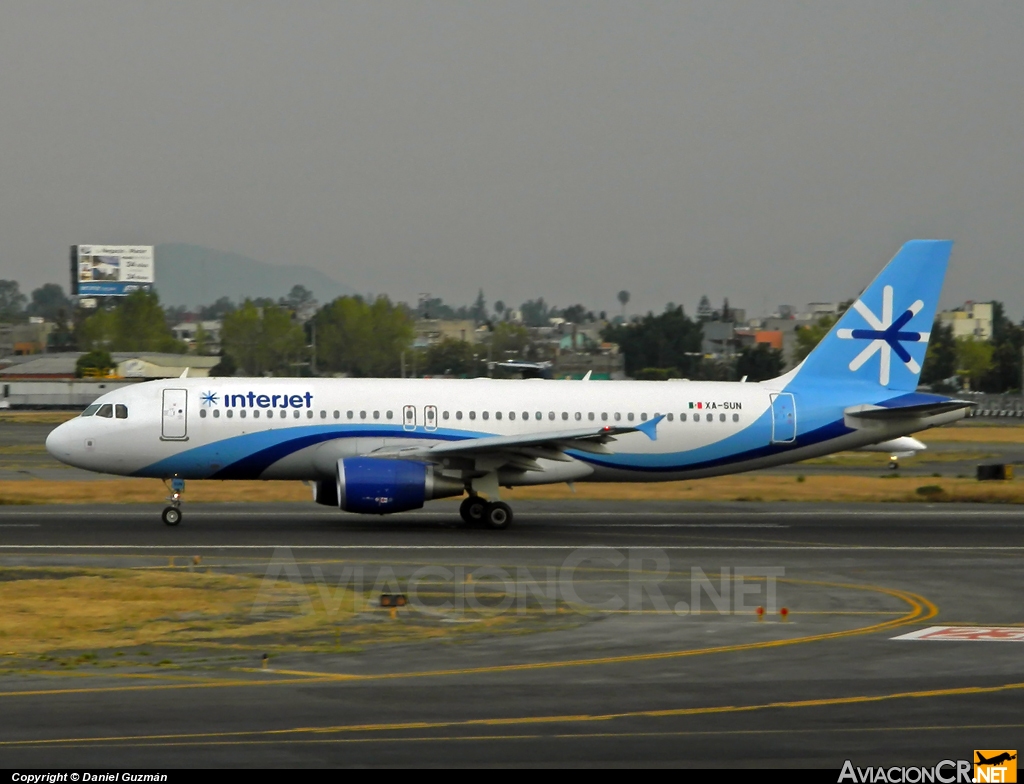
[787,240,952,392]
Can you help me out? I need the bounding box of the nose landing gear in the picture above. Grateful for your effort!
[162,477,185,526]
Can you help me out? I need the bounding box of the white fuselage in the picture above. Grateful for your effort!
[44,376,960,486]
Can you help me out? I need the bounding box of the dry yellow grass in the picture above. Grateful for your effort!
[921,424,1024,443]
[0,410,78,425]
[508,475,1024,503]
[0,478,310,505]
[0,568,330,654]
[0,567,570,656]
[2,474,1022,505]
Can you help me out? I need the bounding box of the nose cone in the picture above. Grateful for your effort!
[45,421,75,464]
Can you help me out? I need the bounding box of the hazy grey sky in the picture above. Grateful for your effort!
[1,2,1022,317]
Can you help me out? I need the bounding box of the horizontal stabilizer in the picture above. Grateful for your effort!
[844,400,975,421]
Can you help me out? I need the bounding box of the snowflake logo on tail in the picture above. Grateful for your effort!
[836,285,930,386]
[199,391,219,407]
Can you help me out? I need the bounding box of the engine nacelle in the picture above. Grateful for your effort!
[336,457,463,514]
[312,479,339,507]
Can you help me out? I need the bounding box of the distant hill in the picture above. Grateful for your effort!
[152,243,354,308]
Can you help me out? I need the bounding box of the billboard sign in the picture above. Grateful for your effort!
[71,245,154,296]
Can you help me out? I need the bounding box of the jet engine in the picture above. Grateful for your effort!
[318,457,463,514]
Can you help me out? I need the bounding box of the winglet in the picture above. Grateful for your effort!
[179,368,189,379]
[634,413,665,441]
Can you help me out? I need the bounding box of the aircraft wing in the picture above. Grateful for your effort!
[373,416,664,471]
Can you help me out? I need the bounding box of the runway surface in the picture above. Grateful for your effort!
[1,500,1022,768]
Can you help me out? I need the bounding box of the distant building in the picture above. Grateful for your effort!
[938,301,993,340]
[414,319,480,348]
[0,320,56,356]
[171,320,223,353]
[0,352,220,380]
[701,321,738,357]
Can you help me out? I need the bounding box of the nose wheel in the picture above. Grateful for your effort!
[162,477,185,526]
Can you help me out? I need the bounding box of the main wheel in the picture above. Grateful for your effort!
[162,506,182,526]
[483,501,513,530]
[459,496,487,526]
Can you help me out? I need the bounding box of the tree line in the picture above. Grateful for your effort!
[2,277,1022,391]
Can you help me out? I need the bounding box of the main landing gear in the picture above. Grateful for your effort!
[459,495,513,530]
[162,477,185,526]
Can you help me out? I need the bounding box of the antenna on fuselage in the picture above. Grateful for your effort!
[179,367,189,379]
[581,370,592,381]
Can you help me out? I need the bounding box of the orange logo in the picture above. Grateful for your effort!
[975,751,1017,783]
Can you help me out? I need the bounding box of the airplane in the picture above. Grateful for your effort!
[976,752,1016,766]
[46,240,973,528]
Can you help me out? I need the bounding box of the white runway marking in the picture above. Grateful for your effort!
[2,544,1024,551]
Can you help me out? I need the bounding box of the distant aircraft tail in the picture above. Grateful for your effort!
[785,240,953,393]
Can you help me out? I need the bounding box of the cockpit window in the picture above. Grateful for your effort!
[81,404,100,417]
[115,404,128,419]
[96,404,113,418]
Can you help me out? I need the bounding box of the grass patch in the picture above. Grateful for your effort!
[0,411,79,425]
[919,425,1024,444]
[507,475,1024,504]
[0,565,577,657]
[800,450,994,467]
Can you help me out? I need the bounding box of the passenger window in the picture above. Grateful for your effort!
[115,404,128,419]
[561,412,568,420]
[575,412,581,421]
[495,411,502,420]
[240,410,246,418]
[627,413,635,422]
[535,412,542,420]
[213,410,220,418]
[522,412,529,421]
[614,413,621,422]
[373,411,380,419]
[227,410,234,418]
[456,411,463,420]
[443,411,450,420]
[469,411,476,420]
[706,413,713,422]
[387,411,393,419]
[509,412,516,420]
[640,413,648,422]
[81,404,100,417]
[732,413,739,422]
[253,410,260,419]
[333,410,340,419]
[482,411,489,420]
[667,413,674,421]
[680,413,687,422]
[719,413,726,422]
[347,411,354,419]
[266,410,274,418]
[199,409,207,419]
[360,411,366,419]
[304,410,310,418]
[320,410,327,419]
[96,404,113,418]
